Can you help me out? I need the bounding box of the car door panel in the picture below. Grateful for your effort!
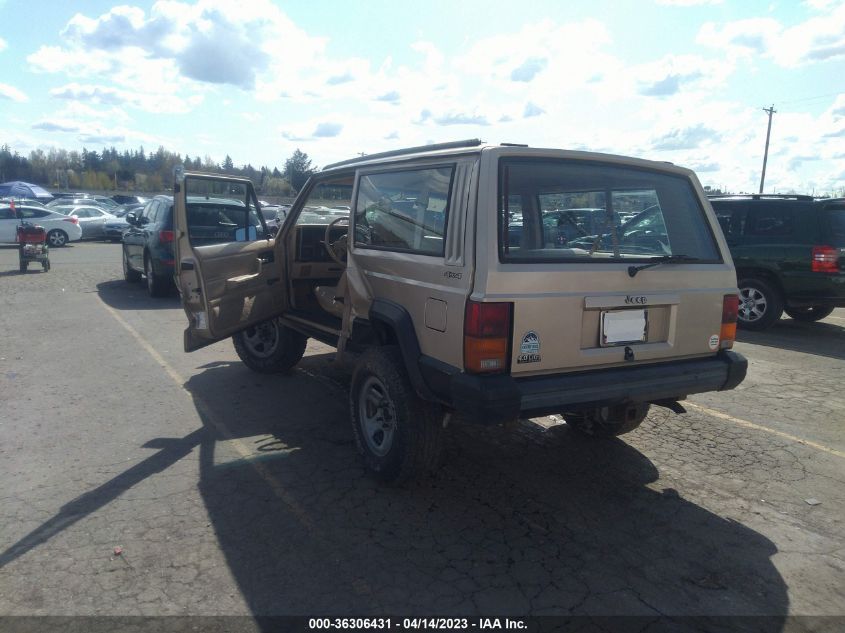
[174,173,287,351]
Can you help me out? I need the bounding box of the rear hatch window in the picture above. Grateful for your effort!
[499,159,721,263]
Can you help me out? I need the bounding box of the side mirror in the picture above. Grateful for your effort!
[125,212,137,225]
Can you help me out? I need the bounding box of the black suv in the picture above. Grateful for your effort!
[122,195,174,297]
[710,195,845,330]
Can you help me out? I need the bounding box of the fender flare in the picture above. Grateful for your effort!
[368,299,436,400]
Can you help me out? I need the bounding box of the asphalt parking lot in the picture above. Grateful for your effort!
[1,242,844,626]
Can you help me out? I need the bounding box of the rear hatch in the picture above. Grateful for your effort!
[483,154,736,376]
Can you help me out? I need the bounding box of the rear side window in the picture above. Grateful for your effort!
[745,207,795,237]
[354,166,453,256]
[499,159,721,262]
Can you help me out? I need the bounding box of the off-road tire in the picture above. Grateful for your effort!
[232,318,308,373]
[144,254,169,297]
[737,277,783,331]
[784,305,834,322]
[47,230,68,247]
[563,403,650,438]
[350,346,443,484]
[123,249,141,282]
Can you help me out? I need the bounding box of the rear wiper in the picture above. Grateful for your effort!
[627,254,699,277]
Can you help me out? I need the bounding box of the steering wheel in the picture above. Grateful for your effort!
[323,216,350,265]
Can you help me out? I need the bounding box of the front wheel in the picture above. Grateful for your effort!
[232,318,308,373]
[784,306,835,322]
[350,346,443,484]
[737,277,783,330]
[563,403,650,438]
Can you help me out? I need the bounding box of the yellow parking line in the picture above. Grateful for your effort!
[99,299,380,601]
[685,402,845,459]
[97,300,317,530]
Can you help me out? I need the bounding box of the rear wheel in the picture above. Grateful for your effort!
[123,249,141,282]
[144,254,169,297]
[232,318,308,373]
[563,403,650,438]
[47,230,68,247]
[737,277,783,330]
[350,346,443,484]
[784,305,834,322]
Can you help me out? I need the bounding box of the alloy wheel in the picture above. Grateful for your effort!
[739,286,767,323]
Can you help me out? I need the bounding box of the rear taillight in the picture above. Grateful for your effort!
[464,300,512,374]
[158,230,174,243]
[64,216,78,225]
[811,245,838,273]
[720,294,738,349]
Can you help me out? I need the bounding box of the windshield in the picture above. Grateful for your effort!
[499,159,721,263]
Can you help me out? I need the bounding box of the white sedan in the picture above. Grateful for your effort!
[0,203,83,247]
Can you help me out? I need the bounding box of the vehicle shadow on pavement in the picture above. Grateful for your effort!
[95,279,180,310]
[180,359,789,625]
[738,318,845,361]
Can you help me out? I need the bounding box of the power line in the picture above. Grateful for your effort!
[779,91,843,106]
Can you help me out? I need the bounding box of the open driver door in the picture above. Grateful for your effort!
[173,169,287,352]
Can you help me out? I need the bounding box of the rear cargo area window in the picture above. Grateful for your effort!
[499,159,720,263]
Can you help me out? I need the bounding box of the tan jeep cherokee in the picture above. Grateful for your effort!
[173,140,746,483]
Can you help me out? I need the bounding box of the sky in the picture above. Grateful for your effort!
[0,0,844,194]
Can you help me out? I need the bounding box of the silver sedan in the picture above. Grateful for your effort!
[65,205,117,239]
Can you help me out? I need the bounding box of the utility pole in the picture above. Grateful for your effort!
[759,105,776,194]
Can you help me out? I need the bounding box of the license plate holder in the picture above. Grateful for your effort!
[601,309,648,346]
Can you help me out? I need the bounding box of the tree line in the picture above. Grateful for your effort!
[0,143,317,197]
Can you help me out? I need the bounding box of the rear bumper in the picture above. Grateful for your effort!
[437,351,747,424]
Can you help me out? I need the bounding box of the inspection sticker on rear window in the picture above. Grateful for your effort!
[517,331,541,364]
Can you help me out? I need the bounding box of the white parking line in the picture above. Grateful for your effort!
[685,402,845,459]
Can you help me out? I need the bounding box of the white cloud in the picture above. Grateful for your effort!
[0,37,7,52]
[655,0,723,5]
[651,124,721,150]
[698,3,845,66]
[50,82,202,114]
[0,83,28,102]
